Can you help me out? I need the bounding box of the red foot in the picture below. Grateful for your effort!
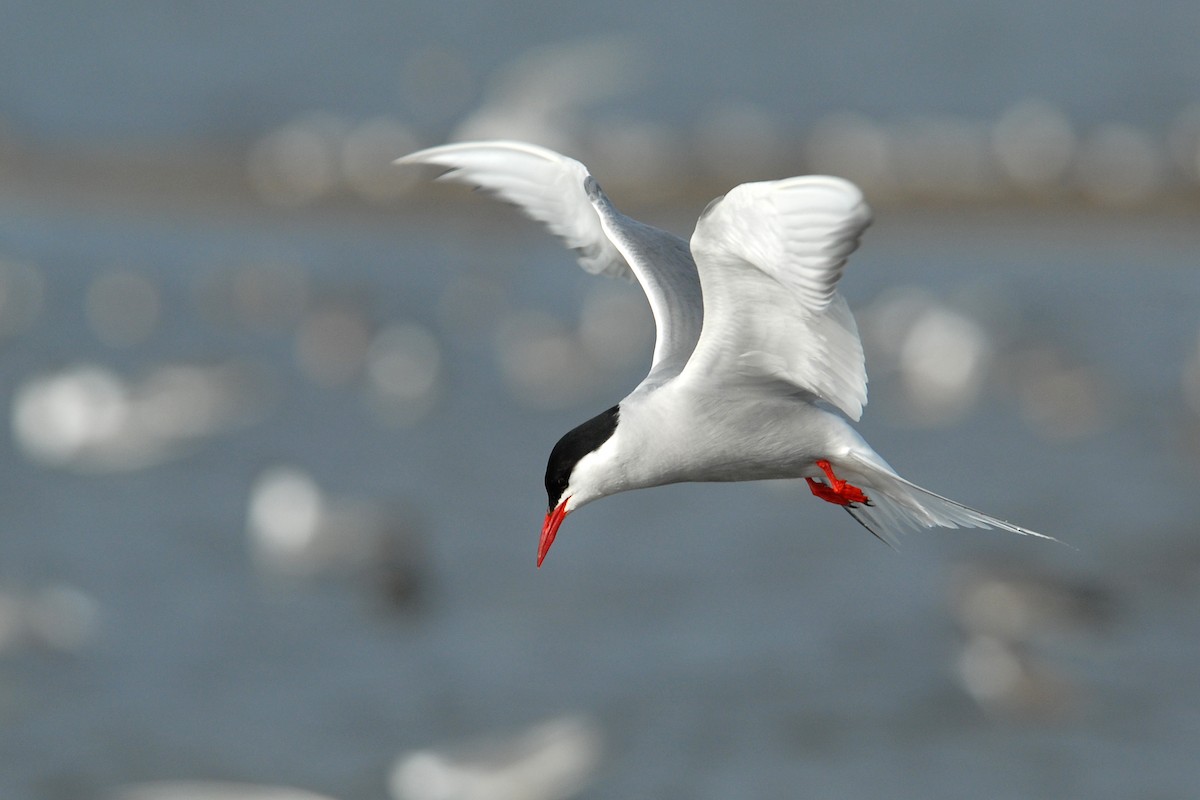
[806,459,870,507]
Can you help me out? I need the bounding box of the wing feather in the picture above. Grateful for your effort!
[685,175,872,419]
[396,140,630,279]
[399,140,704,380]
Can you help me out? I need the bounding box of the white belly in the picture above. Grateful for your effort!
[618,383,868,490]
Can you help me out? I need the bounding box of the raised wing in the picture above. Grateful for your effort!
[398,140,703,382]
[683,176,872,420]
[396,140,628,278]
[582,177,703,382]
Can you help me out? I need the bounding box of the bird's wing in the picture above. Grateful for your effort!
[682,175,872,420]
[397,140,629,277]
[581,177,703,382]
[398,140,703,381]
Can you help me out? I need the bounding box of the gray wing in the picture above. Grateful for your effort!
[398,140,704,381]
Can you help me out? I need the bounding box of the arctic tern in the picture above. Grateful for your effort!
[397,141,1053,567]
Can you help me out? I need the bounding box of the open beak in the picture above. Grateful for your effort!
[538,497,570,568]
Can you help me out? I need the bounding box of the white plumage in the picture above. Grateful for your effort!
[397,140,1053,564]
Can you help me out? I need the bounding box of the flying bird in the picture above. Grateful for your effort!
[397,141,1053,566]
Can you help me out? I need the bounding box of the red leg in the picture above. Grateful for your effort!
[807,459,870,507]
[806,477,849,504]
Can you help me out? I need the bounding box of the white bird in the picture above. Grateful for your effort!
[397,141,1054,566]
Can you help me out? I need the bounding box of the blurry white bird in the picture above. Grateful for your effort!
[389,715,602,800]
[397,141,1054,566]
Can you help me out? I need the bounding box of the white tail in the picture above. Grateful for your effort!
[839,453,1058,547]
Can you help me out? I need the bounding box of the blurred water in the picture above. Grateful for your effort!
[4,1,1200,142]
[2,4,1200,798]
[0,184,1198,799]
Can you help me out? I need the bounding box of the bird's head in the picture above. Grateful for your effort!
[539,405,621,567]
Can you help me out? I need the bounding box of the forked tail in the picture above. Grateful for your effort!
[838,453,1058,547]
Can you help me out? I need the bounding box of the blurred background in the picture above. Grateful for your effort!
[2,2,1200,799]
